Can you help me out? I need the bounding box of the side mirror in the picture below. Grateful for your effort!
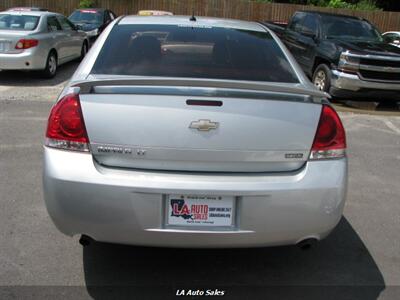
[302,29,317,40]
[75,24,83,31]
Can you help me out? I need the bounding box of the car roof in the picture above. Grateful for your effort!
[119,15,266,32]
[7,7,48,11]
[73,8,105,12]
[300,10,364,21]
[0,10,56,17]
[383,31,400,34]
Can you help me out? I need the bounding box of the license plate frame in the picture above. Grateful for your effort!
[164,194,237,229]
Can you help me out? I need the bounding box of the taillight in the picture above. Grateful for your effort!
[15,39,39,49]
[45,94,90,152]
[309,105,346,160]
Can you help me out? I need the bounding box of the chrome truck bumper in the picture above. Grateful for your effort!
[330,70,400,101]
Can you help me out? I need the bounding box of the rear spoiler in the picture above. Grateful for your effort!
[71,77,330,103]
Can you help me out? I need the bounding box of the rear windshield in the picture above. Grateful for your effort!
[91,24,299,83]
[0,14,40,31]
[69,10,102,24]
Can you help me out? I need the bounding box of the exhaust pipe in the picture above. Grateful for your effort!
[296,238,318,250]
[79,234,93,247]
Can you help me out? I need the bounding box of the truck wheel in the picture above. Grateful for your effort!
[312,64,331,92]
[42,51,57,79]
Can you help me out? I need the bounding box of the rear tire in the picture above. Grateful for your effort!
[312,64,331,93]
[42,51,57,79]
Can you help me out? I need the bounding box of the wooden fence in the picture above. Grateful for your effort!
[1,0,399,32]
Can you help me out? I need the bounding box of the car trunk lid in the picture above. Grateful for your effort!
[0,31,31,54]
[77,80,324,173]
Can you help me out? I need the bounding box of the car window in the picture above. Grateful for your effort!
[91,24,299,83]
[383,34,393,43]
[301,15,318,36]
[383,33,399,43]
[392,35,400,43]
[69,10,102,25]
[288,12,305,33]
[0,14,40,31]
[57,16,74,30]
[47,16,62,31]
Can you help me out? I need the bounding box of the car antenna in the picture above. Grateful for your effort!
[190,10,196,22]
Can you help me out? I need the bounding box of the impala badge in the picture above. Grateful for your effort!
[189,119,219,131]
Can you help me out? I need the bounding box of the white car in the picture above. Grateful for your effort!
[43,15,347,249]
[383,31,400,48]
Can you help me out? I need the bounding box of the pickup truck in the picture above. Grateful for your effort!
[263,11,400,101]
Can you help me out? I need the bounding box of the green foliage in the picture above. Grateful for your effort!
[79,0,95,8]
[286,0,382,11]
[306,0,329,6]
[303,0,381,11]
[354,0,382,11]
[326,0,353,8]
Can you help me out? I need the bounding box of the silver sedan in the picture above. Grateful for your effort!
[0,9,89,77]
[43,16,348,249]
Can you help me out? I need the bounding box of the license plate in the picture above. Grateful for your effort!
[0,41,11,53]
[166,195,235,227]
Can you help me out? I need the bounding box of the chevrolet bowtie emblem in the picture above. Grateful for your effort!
[189,119,219,131]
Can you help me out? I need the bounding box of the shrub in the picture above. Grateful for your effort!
[301,0,381,11]
[354,0,382,11]
[327,0,353,9]
[79,0,95,8]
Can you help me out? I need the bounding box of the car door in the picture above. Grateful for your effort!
[295,15,320,75]
[65,17,83,57]
[283,12,306,62]
[56,15,81,59]
[383,33,400,47]
[102,10,112,31]
[47,15,68,60]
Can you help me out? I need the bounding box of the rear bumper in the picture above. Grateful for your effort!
[0,49,46,70]
[43,147,348,248]
[330,70,400,101]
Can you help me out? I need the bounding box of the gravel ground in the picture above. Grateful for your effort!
[0,61,78,102]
